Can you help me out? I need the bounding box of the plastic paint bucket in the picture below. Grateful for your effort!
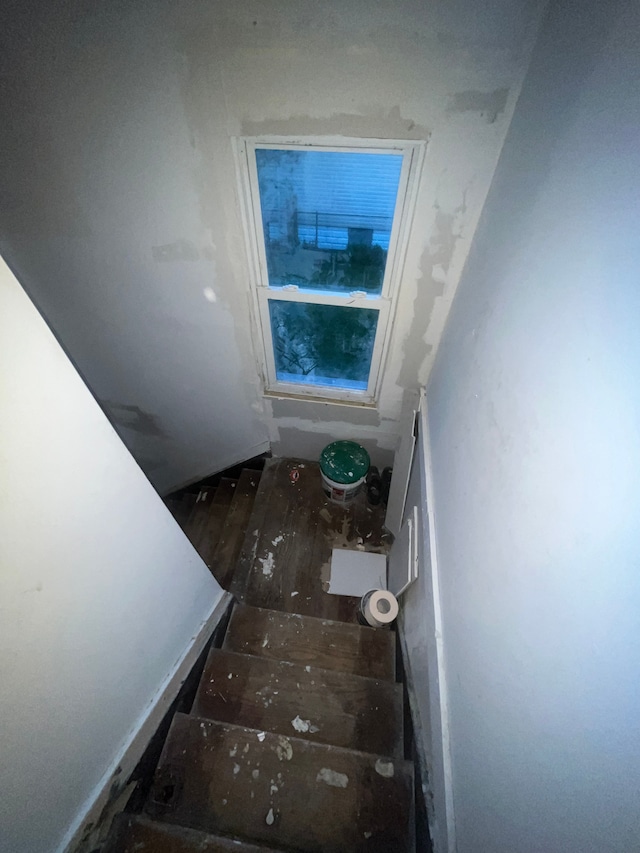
[319,441,370,504]
[320,470,367,503]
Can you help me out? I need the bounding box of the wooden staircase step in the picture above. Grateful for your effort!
[242,460,328,617]
[184,484,222,546]
[229,460,280,599]
[192,648,404,757]
[223,604,395,681]
[198,479,238,570]
[103,813,282,852]
[182,479,237,571]
[146,714,414,852]
[212,469,261,588]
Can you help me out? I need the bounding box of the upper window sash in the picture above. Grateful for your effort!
[242,138,421,302]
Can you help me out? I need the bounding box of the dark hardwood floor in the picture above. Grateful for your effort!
[235,458,391,624]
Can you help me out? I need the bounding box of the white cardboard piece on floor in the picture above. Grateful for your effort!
[328,549,388,597]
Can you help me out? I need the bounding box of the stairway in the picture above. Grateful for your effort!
[103,602,414,852]
[107,459,415,850]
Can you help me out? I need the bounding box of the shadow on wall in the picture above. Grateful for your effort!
[102,402,167,439]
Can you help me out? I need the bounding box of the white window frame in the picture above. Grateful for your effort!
[236,135,425,404]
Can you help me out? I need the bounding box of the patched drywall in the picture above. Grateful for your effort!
[0,0,546,487]
[272,426,394,471]
[426,0,640,849]
[270,398,382,428]
[188,0,546,463]
[448,87,510,123]
[151,239,201,263]
[240,109,430,141]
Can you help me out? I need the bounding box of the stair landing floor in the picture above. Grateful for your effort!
[233,458,391,624]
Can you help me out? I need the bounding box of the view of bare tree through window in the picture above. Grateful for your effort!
[255,148,402,390]
[268,300,378,389]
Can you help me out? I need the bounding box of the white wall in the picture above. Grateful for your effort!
[399,395,455,853]
[425,0,640,850]
[0,257,226,853]
[0,0,545,488]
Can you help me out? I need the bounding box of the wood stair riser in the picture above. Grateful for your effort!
[103,813,282,852]
[224,604,396,681]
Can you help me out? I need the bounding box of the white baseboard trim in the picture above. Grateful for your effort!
[59,591,233,853]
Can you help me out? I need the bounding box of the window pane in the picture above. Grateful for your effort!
[256,149,402,295]
[268,300,379,390]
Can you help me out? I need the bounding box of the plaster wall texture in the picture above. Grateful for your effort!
[426,0,640,849]
[0,0,545,489]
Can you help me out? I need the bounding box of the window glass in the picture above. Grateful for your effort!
[268,299,379,390]
[256,149,402,295]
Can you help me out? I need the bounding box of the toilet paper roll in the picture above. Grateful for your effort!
[361,589,399,628]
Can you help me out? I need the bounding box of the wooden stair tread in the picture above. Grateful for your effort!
[192,648,403,757]
[224,604,395,681]
[146,714,414,852]
[212,469,261,588]
[181,479,236,571]
[103,813,282,852]
[229,461,280,599]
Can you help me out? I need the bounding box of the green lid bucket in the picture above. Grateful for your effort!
[319,441,370,504]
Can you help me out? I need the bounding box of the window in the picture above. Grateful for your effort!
[238,137,424,402]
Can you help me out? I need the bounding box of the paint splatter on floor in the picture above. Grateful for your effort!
[316,767,349,788]
[259,552,275,578]
[374,758,394,778]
